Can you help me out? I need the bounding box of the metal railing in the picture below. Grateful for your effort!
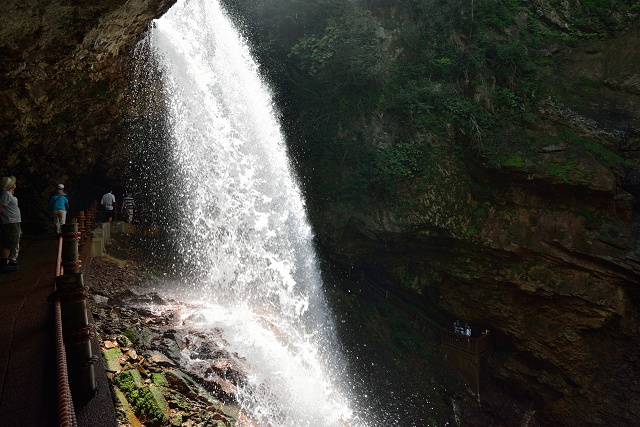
[441,328,491,356]
[51,211,97,426]
[90,201,147,226]
[53,233,76,427]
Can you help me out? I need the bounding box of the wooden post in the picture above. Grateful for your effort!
[85,209,92,233]
[75,212,86,252]
[61,223,79,271]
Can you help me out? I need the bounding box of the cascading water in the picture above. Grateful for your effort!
[130,0,372,425]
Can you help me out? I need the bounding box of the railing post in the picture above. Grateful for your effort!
[61,223,80,270]
[58,223,96,404]
[74,213,86,253]
[89,202,97,230]
[85,209,93,233]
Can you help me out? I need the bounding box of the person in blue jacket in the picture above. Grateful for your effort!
[49,184,69,234]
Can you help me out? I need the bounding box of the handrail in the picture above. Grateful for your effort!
[350,268,492,356]
[56,234,63,277]
[54,233,75,426]
[90,201,147,225]
[441,328,491,356]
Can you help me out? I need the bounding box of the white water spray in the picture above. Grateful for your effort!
[138,0,370,425]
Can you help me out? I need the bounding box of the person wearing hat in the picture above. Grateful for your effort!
[0,176,21,273]
[49,184,69,234]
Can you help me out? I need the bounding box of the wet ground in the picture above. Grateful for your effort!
[85,254,253,426]
[89,233,542,427]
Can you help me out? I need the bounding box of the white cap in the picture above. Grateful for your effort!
[57,184,64,189]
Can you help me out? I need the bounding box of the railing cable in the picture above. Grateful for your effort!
[54,234,77,427]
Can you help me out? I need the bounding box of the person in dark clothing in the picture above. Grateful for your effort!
[122,192,137,223]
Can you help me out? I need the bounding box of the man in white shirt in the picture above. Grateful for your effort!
[0,176,21,273]
[101,190,116,222]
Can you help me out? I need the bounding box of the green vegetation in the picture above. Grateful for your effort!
[122,329,137,344]
[114,370,170,424]
[218,0,638,222]
[561,129,634,166]
[547,161,579,183]
[502,155,526,168]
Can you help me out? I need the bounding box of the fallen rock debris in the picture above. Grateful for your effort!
[86,256,259,427]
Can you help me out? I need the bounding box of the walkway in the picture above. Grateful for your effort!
[0,235,117,427]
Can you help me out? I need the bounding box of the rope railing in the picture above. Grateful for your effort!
[349,267,493,357]
[51,213,99,425]
[89,201,147,226]
[53,233,76,427]
[440,328,491,356]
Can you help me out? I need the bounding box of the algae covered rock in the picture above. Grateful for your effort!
[164,368,210,401]
[102,348,123,373]
[114,369,169,425]
[114,369,142,394]
[117,333,134,348]
[114,388,142,427]
[168,413,182,426]
[151,372,169,387]
[135,385,170,425]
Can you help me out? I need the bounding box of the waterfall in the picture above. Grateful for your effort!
[130,0,370,425]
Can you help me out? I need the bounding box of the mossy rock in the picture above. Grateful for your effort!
[134,385,170,425]
[137,327,158,347]
[168,413,183,427]
[102,348,123,373]
[164,368,219,406]
[114,388,142,427]
[163,388,195,412]
[117,333,134,348]
[114,369,142,395]
[151,373,168,387]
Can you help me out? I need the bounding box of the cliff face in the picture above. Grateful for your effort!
[0,0,175,230]
[3,0,640,426]
[314,21,640,427]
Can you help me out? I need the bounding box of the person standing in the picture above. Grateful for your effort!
[49,184,69,234]
[122,192,136,223]
[0,176,21,273]
[465,323,471,348]
[101,189,116,222]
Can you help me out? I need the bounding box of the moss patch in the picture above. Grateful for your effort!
[102,348,123,373]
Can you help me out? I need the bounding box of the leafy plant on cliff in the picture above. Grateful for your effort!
[370,139,431,187]
[220,0,638,217]
[561,129,634,166]
[290,8,390,86]
[547,161,579,183]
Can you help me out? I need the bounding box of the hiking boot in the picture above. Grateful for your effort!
[0,259,15,273]
[3,264,18,273]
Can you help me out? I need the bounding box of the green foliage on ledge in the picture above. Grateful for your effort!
[220,0,638,214]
